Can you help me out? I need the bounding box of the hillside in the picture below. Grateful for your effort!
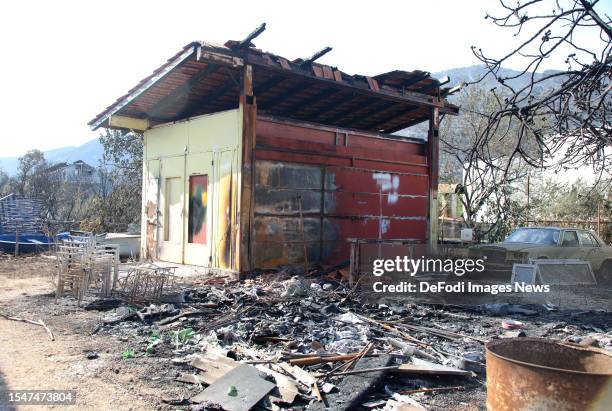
[434,65,564,101]
[0,138,103,176]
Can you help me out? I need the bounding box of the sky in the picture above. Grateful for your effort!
[0,0,609,157]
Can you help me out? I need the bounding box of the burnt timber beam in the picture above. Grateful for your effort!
[147,62,220,118]
[239,64,256,272]
[299,47,332,67]
[230,23,266,50]
[417,76,449,95]
[384,113,430,133]
[253,74,289,96]
[246,56,443,110]
[428,107,440,250]
[347,101,400,128]
[259,80,314,110]
[276,87,337,117]
[181,76,239,118]
[322,97,382,124]
[365,106,420,131]
[304,91,354,121]
[401,72,430,90]
[417,82,440,95]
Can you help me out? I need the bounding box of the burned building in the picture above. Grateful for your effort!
[89,26,458,273]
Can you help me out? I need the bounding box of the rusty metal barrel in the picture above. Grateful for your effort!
[486,338,612,410]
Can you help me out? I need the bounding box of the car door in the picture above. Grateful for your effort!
[578,230,605,271]
[559,230,587,260]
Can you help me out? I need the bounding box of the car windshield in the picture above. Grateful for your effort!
[504,228,560,245]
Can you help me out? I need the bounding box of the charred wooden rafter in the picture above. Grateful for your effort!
[148,63,220,118]
[181,77,239,118]
[322,97,382,124]
[382,110,428,133]
[417,77,449,95]
[347,101,400,128]
[227,23,267,50]
[260,80,314,110]
[254,74,289,96]
[302,91,355,121]
[276,87,338,117]
[400,73,431,90]
[366,106,420,131]
[148,22,271,119]
[298,47,332,67]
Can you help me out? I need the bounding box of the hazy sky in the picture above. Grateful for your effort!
[1,0,609,157]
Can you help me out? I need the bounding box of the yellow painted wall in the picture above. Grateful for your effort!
[141,109,242,269]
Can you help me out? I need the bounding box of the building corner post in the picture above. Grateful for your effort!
[428,106,440,252]
[238,64,256,273]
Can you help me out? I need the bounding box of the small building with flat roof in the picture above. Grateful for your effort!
[89,25,459,273]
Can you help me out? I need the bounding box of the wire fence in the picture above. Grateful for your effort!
[0,194,45,234]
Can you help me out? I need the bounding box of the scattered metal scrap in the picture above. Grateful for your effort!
[87,273,498,409]
[116,263,176,304]
[49,261,612,410]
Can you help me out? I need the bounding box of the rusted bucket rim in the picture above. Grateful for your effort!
[486,337,612,376]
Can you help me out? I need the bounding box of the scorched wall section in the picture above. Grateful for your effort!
[252,117,430,269]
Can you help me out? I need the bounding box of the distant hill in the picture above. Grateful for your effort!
[0,138,104,176]
[434,65,564,100]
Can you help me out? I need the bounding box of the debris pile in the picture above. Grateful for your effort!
[84,272,612,410]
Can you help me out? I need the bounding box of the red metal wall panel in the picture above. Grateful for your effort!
[251,117,430,268]
[257,118,426,155]
[324,192,428,218]
[324,167,429,195]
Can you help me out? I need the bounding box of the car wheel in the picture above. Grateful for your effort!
[597,260,612,285]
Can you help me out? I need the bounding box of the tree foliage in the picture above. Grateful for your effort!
[471,0,611,181]
[80,129,143,232]
[441,84,533,240]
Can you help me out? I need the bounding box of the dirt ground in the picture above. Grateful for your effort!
[0,255,192,411]
[0,255,610,411]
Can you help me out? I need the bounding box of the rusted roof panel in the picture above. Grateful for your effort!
[90,40,458,133]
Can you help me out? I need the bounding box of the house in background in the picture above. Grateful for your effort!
[89,26,458,273]
[46,160,96,184]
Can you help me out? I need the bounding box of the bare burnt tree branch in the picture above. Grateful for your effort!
[470,0,611,179]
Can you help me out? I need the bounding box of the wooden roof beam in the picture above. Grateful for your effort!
[322,97,384,123]
[276,87,337,117]
[254,74,288,95]
[383,113,430,133]
[299,47,332,67]
[228,23,267,50]
[180,75,239,118]
[147,62,220,118]
[366,106,420,131]
[304,92,354,121]
[248,59,444,110]
[401,72,431,89]
[260,80,313,110]
[108,115,150,131]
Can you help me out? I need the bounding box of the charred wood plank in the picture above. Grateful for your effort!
[227,23,267,50]
[307,354,394,411]
[299,47,332,67]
